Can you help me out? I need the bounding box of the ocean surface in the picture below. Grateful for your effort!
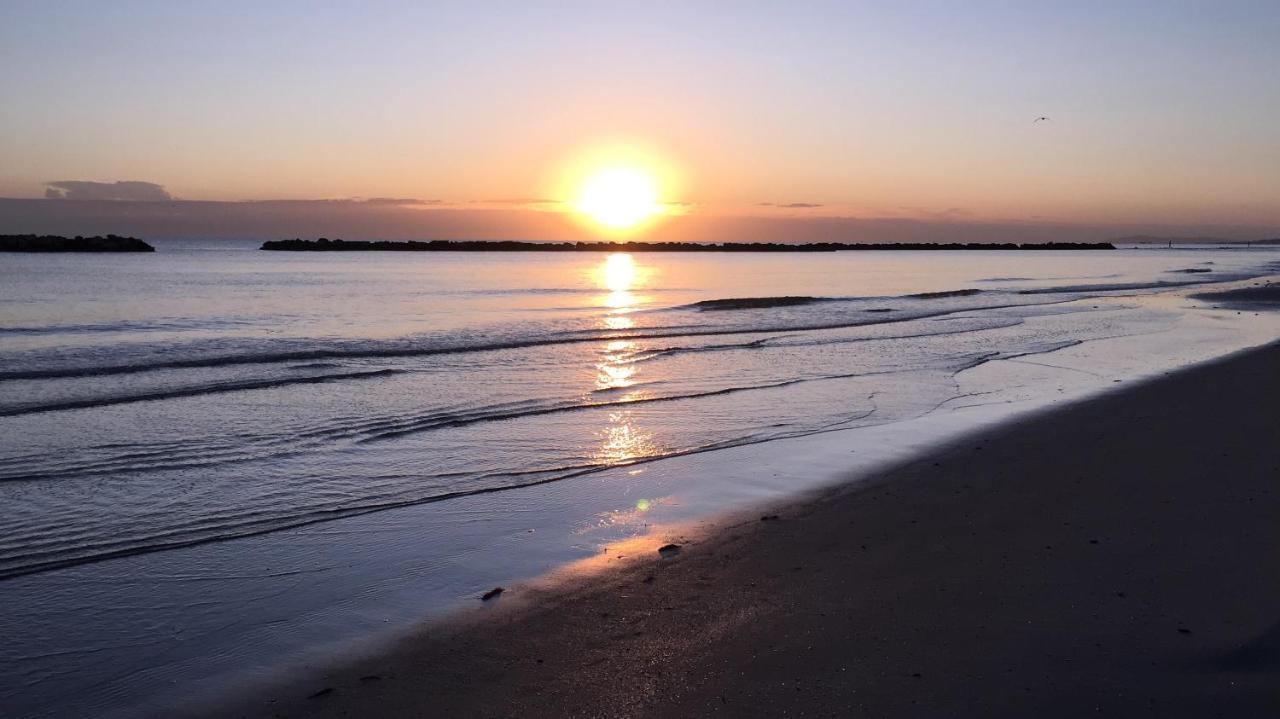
[2,240,1279,717]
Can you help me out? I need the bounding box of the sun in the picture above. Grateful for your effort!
[575,167,660,230]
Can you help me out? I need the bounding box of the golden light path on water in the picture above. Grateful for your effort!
[590,253,659,482]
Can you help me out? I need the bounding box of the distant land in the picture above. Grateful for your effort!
[1112,234,1280,245]
[260,238,1117,252]
[0,234,155,252]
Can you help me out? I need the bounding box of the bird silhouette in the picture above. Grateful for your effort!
[1033,116,1051,123]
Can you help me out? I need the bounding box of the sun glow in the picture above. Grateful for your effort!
[575,168,661,230]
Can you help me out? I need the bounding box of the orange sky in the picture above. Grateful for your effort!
[2,4,1279,239]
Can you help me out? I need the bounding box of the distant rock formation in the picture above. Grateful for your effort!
[0,234,155,252]
[260,238,1116,252]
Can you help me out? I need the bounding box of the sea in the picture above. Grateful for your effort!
[2,239,1279,717]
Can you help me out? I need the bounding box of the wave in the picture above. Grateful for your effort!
[0,324,1005,481]
[1191,282,1280,305]
[0,359,995,579]
[683,288,986,310]
[685,296,827,311]
[906,288,983,299]
[977,273,1125,284]
[0,325,1106,579]
[1017,279,1214,295]
[0,304,1028,382]
[0,296,1085,383]
[0,318,260,335]
[0,318,1034,483]
[4,270,1272,384]
[0,368,401,418]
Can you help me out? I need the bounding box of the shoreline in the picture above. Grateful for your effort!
[204,339,1280,718]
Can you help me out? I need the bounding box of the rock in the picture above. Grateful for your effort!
[658,543,682,557]
[481,587,504,601]
[308,687,334,699]
[0,234,155,252]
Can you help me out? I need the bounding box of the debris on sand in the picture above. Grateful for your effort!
[481,587,504,601]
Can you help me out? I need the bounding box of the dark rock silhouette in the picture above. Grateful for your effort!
[0,234,155,252]
[260,238,1116,252]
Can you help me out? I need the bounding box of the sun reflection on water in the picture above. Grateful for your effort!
[603,314,634,330]
[592,338,657,464]
[589,252,662,465]
[602,253,637,292]
[594,409,658,465]
[596,339,638,391]
[594,252,647,318]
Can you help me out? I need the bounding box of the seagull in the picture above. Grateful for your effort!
[1033,116,1051,123]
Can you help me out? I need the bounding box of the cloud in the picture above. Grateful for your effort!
[361,197,439,206]
[758,202,823,208]
[236,197,440,207]
[477,198,562,206]
[896,205,973,221]
[45,180,172,201]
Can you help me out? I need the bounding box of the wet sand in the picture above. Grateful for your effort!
[209,342,1280,718]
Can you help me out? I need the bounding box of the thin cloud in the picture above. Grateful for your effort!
[479,197,560,205]
[362,197,440,206]
[234,198,441,207]
[45,180,172,201]
[758,202,823,209]
[895,206,974,221]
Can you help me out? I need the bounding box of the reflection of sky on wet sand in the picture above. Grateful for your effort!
[585,494,673,532]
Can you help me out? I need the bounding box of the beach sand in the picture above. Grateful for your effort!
[207,341,1280,718]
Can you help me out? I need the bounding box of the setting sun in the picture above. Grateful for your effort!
[575,168,661,230]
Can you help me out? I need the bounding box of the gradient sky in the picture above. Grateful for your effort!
[2,1,1279,239]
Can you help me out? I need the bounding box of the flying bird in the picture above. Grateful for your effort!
[1033,116,1051,123]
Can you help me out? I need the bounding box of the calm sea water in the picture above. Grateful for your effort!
[1,240,1279,581]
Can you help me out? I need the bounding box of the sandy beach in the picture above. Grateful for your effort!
[205,340,1280,718]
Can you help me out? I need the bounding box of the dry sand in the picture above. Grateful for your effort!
[207,341,1280,718]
